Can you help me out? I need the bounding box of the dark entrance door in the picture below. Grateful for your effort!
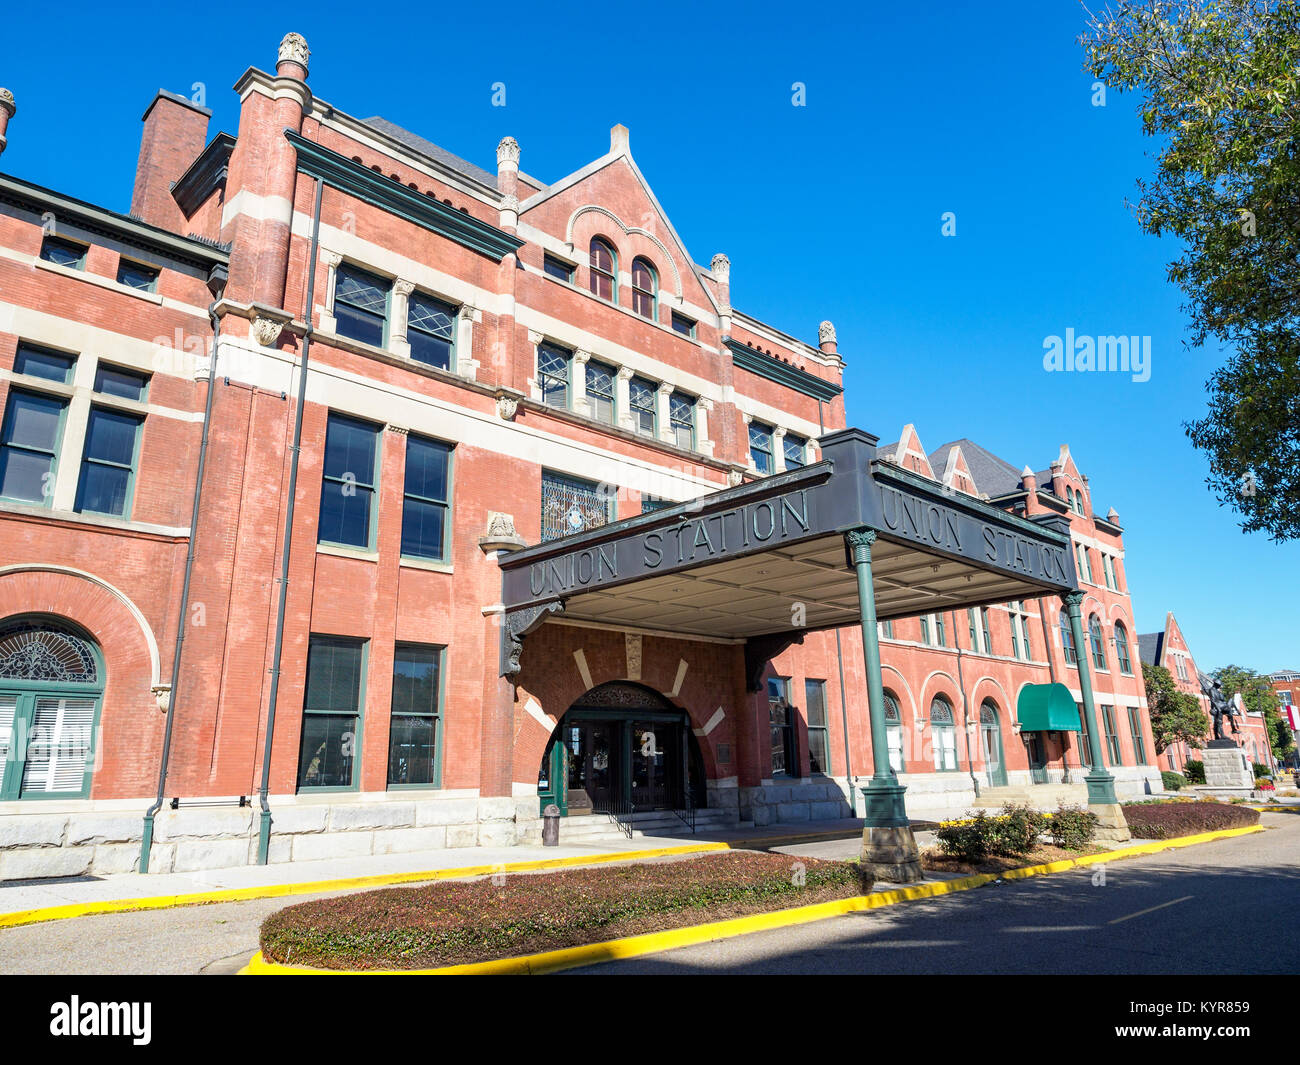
[1025,733,1049,784]
[563,720,618,813]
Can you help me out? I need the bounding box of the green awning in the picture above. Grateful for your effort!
[1016,683,1080,732]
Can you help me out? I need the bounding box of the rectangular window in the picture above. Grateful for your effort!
[40,236,87,270]
[920,616,930,645]
[586,360,616,424]
[935,614,947,648]
[1076,544,1093,583]
[537,343,570,409]
[318,413,380,548]
[401,434,451,561]
[1102,704,1123,765]
[541,470,613,541]
[94,364,150,402]
[628,376,657,437]
[543,254,575,283]
[669,392,695,450]
[388,643,443,787]
[1101,554,1115,590]
[75,406,143,517]
[19,696,95,795]
[968,608,979,651]
[407,291,457,371]
[671,311,696,338]
[13,344,76,383]
[749,422,774,473]
[0,389,68,505]
[1127,706,1147,764]
[298,636,364,789]
[116,260,159,292]
[981,608,992,654]
[805,679,830,774]
[768,677,797,777]
[641,494,674,514]
[879,619,894,639]
[1077,704,1094,767]
[333,263,390,348]
[783,434,806,469]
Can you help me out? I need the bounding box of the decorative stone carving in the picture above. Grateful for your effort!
[503,601,565,676]
[0,88,15,117]
[500,193,519,213]
[385,424,409,435]
[250,315,284,347]
[480,511,527,553]
[152,685,171,714]
[727,467,744,487]
[496,136,521,168]
[625,633,643,681]
[711,253,730,281]
[278,32,311,71]
[393,279,415,297]
[496,394,519,421]
[819,320,837,346]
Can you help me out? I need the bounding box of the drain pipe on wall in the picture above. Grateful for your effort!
[817,398,856,816]
[951,609,980,799]
[140,295,225,873]
[257,175,324,866]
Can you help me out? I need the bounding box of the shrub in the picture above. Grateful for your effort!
[1183,759,1206,784]
[1161,770,1186,792]
[1048,804,1099,850]
[935,804,1047,861]
[1255,778,1275,791]
[935,813,991,862]
[1121,800,1259,839]
[1252,763,1272,778]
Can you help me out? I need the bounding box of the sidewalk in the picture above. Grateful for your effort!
[0,818,872,922]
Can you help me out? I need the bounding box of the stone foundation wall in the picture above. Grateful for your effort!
[0,794,544,880]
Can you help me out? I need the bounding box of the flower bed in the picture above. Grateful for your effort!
[1121,800,1259,839]
[260,852,869,970]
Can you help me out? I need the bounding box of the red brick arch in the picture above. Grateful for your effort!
[0,566,165,798]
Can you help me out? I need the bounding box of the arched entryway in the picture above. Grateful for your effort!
[978,700,1008,788]
[537,682,706,816]
[0,615,104,799]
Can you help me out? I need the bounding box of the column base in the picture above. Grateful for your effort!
[1088,801,1131,843]
[861,825,924,883]
[1084,769,1119,806]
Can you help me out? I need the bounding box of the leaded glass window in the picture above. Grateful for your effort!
[117,261,159,292]
[541,470,613,541]
[408,292,456,370]
[669,393,694,450]
[783,434,806,469]
[629,377,656,437]
[586,360,616,424]
[749,422,774,473]
[538,344,570,409]
[0,622,98,683]
[40,236,86,270]
[334,264,390,347]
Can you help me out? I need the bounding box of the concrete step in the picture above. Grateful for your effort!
[970,783,1088,810]
[552,808,737,843]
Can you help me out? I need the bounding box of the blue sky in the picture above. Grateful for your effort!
[3,0,1294,673]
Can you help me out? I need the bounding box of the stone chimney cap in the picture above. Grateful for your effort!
[278,32,310,73]
[141,88,211,122]
[1107,506,1120,521]
[1021,465,1034,477]
[610,124,629,154]
[0,88,15,118]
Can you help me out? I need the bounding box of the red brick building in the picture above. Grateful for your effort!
[0,33,1160,879]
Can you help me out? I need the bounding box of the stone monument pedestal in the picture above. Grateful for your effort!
[1195,740,1255,798]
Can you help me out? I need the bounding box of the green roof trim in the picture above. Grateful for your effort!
[286,130,525,263]
[1016,683,1080,732]
[725,338,843,401]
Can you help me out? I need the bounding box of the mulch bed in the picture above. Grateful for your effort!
[921,843,1102,876]
[1121,800,1260,839]
[260,851,870,970]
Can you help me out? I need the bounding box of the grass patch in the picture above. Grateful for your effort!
[1121,800,1259,839]
[260,851,870,970]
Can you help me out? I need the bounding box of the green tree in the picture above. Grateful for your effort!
[1081,1,1300,540]
[1213,663,1294,761]
[1142,662,1211,752]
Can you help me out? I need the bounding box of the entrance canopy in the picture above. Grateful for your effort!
[499,429,1077,675]
[1016,682,1082,732]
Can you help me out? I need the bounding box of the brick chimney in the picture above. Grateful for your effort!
[131,90,211,232]
[0,89,15,159]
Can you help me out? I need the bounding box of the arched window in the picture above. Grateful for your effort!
[930,696,957,771]
[1059,614,1077,665]
[1065,486,1075,511]
[1089,614,1107,671]
[589,238,617,302]
[631,257,657,319]
[1114,621,1133,675]
[0,617,103,799]
[884,691,905,772]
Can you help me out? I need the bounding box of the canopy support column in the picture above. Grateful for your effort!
[1061,590,1130,841]
[848,528,923,882]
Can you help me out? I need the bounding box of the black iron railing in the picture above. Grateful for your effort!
[672,786,697,833]
[605,797,634,839]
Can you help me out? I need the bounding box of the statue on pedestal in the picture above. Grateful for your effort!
[1201,675,1241,741]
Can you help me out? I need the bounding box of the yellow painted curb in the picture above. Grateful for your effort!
[242,824,1264,976]
[0,842,730,930]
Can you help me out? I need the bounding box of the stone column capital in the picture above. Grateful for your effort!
[697,396,714,411]
[527,330,545,346]
[573,350,591,365]
[616,365,636,380]
[320,249,342,268]
[656,381,674,395]
[393,278,415,297]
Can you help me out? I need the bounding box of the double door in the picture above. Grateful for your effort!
[541,713,686,815]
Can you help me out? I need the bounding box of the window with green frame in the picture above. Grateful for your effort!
[388,643,444,787]
[40,235,87,270]
[1089,614,1108,671]
[1060,614,1077,665]
[13,344,76,383]
[400,434,452,561]
[75,406,143,518]
[297,635,364,790]
[1075,703,1093,767]
[318,413,380,549]
[537,343,571,409]
[1127,705,1148,764]
[749,422,774,473]
[0,389,68,506]
[1114,622,1133,675]
[628,376,657,437]
[783,434,806,469]
[333,263,390,348]
[1101,704,1123,765]
[884,691,905,771]
[586,359,616,424]
[0,618,102,799]
[804,678,830,774]
[668,392,694,450]
[930,697,958,771]
[407,291,457,371]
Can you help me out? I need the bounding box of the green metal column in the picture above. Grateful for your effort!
[847,528,909,828]
[1062,590,1119,805]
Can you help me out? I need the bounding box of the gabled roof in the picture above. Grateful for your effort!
[929,438,1023,498]
[363,117,500,190]
[1138,632,1163,667]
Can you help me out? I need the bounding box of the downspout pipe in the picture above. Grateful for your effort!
[140,298,224,873]
[952,609,980,799]
[818,398,856,816]
[257,175,324,865]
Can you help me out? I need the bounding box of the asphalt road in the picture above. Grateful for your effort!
[0,814,1293,975]
[567,813,1300,975]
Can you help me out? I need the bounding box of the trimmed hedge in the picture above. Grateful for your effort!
[1048,804,1099,850]
[1161,770,1187,792]
[261,851,870,970]
[935,803,1098,861]
[1183,759,1206,784]
[1121,800,1259,840]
